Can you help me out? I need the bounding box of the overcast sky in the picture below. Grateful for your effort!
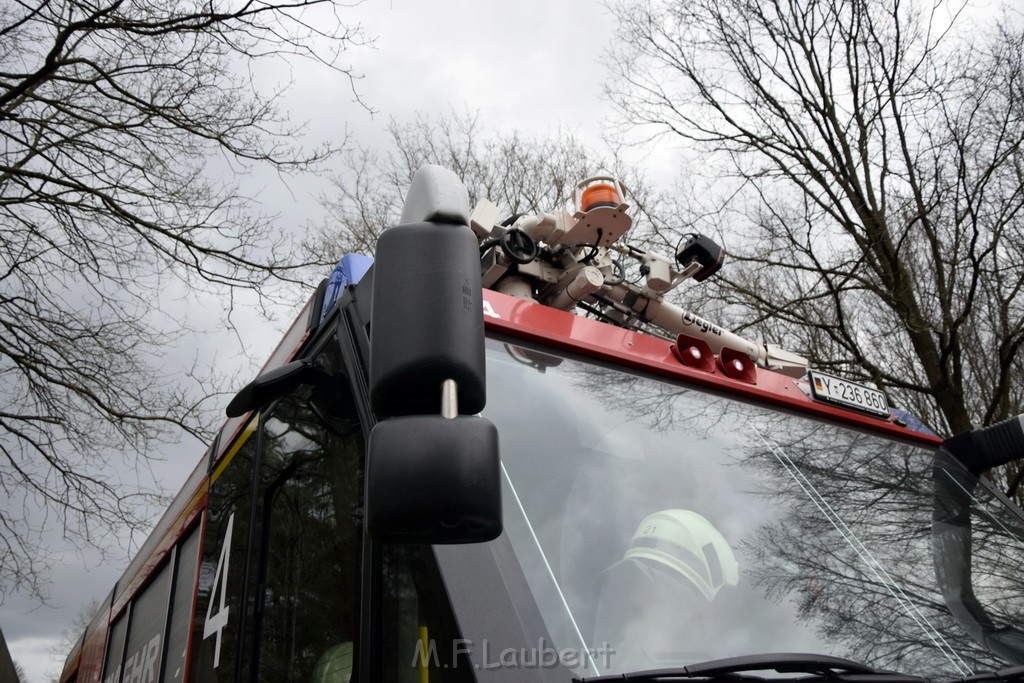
[1,1,683,681]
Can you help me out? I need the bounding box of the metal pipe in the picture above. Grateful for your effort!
[441,379,457,419]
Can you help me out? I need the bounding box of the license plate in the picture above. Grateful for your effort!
[807,371,889,418]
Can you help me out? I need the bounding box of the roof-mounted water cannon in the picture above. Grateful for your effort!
[469,172,811,378]
[474,176,635,255]
[473,176,634,305]
[610,235,722,298]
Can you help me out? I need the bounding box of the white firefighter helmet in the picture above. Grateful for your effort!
[625,509,739,600]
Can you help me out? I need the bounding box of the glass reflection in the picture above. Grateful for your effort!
[480,339,1024,677]
[253,341,364,683]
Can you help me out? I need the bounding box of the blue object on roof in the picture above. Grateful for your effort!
[320,253,373,323]
[889,407,938,437]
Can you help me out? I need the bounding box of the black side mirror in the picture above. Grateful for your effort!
[367,411,500,543]
[364,165,502,544]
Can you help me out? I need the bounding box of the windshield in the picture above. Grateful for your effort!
[473,337,1024,679]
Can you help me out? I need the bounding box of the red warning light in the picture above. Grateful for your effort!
[671,334,716,373]
[717,347,757,384]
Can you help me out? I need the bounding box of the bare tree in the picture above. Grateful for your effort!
[1,0,368,601]
[306,111,648,262]
[45,598,101,681]
[607,0,1024,454]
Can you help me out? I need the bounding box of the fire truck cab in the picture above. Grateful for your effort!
[60,166,1024,683]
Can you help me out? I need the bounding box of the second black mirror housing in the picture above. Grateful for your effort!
[367,414,501,543]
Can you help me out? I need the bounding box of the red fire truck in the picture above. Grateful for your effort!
[59,167,1024,683]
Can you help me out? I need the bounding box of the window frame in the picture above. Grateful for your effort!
[245,319,374,682]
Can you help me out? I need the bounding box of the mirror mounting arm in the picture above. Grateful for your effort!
[225,358,330,418]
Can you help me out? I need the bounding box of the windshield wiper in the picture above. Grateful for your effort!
[574,653,928,683]
[960,665,1024,682]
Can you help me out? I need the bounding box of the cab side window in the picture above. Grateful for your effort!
[253,340,365,683]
